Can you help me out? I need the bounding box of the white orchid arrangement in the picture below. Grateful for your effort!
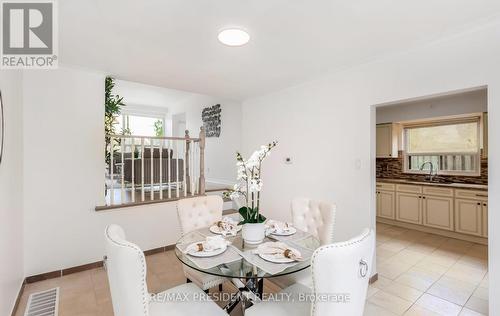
[224,141,278,224]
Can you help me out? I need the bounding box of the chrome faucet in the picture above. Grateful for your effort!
[420,161,436,182]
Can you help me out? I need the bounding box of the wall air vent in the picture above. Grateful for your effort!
[24,287,59,316]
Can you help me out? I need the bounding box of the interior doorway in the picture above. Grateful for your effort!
[370,87,489,315]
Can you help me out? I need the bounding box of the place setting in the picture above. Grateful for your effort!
[177,235,242,269]
[209,216,241,236]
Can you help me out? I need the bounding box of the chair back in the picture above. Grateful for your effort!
[105,225,150,316]
[311,229,374,316]
[291,198,336,245]
[177,196,223,234]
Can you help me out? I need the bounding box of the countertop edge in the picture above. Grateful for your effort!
[376,178,488,191]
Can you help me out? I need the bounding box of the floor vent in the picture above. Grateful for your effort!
[24,287,59,316]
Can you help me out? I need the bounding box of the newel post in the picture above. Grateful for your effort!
[185,130,191,194]
[199,126,206,195]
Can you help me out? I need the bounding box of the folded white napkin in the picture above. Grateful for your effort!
[254,242,303,261]
[215,217,239,236]
[186,236,229,254]
[266,220,293,234]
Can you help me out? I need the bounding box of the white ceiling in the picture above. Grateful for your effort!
[60,1,500,100]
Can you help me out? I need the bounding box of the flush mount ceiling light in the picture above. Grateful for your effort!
[218,29,250,46]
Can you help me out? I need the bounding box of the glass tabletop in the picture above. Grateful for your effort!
[174,227,321,279]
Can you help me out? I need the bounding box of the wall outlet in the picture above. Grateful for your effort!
[284,157,293,164]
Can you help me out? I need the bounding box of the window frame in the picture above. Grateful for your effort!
[402,116,482,177]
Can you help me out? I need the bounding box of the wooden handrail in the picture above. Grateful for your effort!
[106,134,200,141]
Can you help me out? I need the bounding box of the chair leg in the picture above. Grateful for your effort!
[219,283,223,291]
[186,278,192,283]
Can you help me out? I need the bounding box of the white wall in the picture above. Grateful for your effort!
[21,66,242,277]
[376,89,487,123]
[171,95,242,184]
[0,70,24,315]
[241,20,500,314]
[22,68,184,276]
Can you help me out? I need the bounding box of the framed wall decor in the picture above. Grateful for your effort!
[202,104,221,137]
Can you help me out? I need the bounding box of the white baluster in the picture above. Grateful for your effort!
[141,138,145,202]
[110,137,114,205]
[131,138,135,203]
[191,141,195,196]
[176,140,180,198]
[150,139,154,201]
[167,139,171,199]
[121,139,125,204]
[184,139,187,197]
[159,139,163,200]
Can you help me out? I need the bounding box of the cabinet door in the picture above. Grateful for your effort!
[423,196,454,231]
[376,124,393,158]
[482,202,488,238]
[455,199,483,236]
[396,192,422,224]
[378,191,395,220]
[482,112,488,158]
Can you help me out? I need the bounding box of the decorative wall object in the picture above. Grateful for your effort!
[0,90,3,165]
[202,104,221,137]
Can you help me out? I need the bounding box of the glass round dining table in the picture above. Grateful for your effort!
[174,226,320,313]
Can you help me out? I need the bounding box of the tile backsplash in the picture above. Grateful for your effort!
[376,151,488,185]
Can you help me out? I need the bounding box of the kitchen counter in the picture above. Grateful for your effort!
[377,178,488,191]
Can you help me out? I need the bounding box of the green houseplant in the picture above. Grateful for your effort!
[224,141,278,244]
[104,76,126,166]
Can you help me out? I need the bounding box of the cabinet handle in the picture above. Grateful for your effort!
[423,196,426,199]
[483,203,487,207]
[477,202,481,206]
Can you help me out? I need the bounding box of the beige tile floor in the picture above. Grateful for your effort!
[14,250,280,316]
[366,223,489,316]
[14,223,488,316]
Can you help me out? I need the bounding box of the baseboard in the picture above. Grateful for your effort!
[11,279,26,316]
[25,244,175,284]
[369,273,378,284]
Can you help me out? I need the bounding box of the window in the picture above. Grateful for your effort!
[403,117,481,176]
[117,114,164,137]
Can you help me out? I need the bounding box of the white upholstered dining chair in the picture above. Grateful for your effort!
[104,224,227,316]
[176,195,227,291]
[291,197,336,245]
[273,197,336,289]
[246,229,375,316]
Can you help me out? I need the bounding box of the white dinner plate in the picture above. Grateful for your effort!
[186,242,227,257]
[257,243,299,263]
[209,225,242,235]
[270,226,297,236]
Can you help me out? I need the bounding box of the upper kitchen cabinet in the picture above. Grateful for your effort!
[482,112,488,158]
[376,123,399,158]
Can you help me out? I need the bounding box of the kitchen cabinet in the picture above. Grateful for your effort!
[455,199,483,237]
[396,192,422,224]
[376,123,399,158]
[377,190,396,219]
[482,112,488,158]
[422,195,454,231]
[377,181,488,239]
[482,202,488,237]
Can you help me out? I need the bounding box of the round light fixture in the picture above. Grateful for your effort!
[218,29,250,46]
